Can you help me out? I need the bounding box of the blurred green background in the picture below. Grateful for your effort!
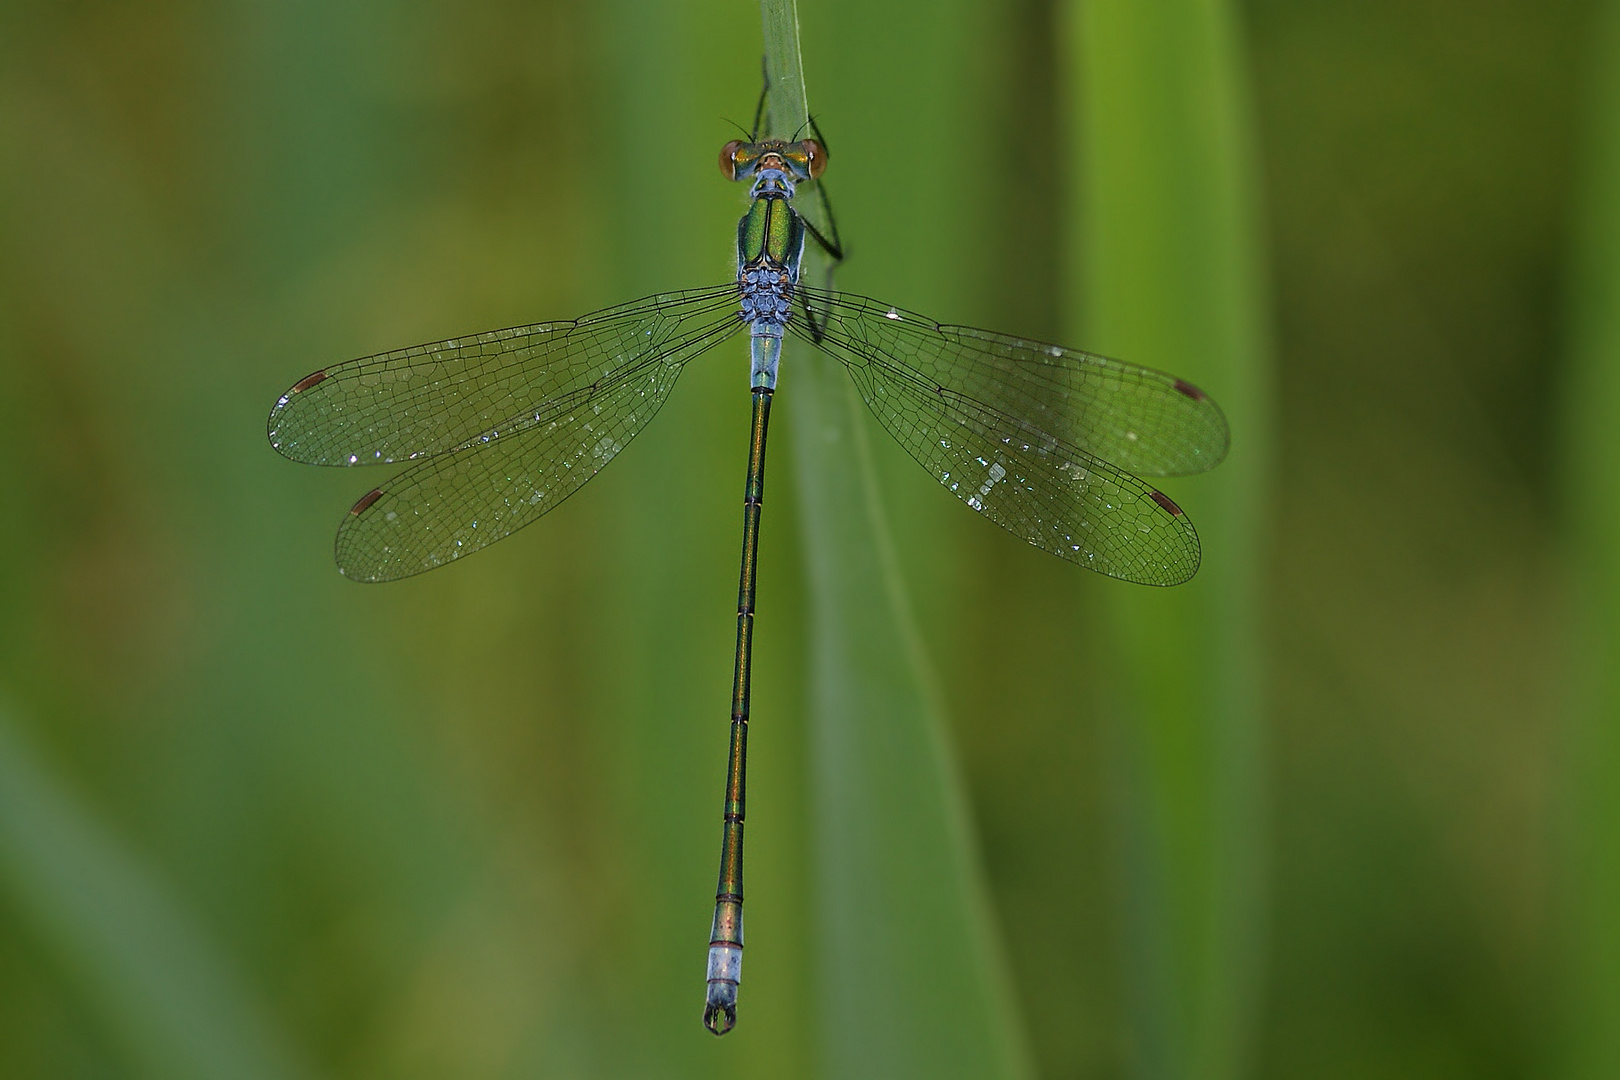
[0,0,1612,1077]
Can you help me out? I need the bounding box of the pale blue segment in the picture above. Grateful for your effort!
[749,170,796,200]
[750,327,783,389]
[707,943,743,984]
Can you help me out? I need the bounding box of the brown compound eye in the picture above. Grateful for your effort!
[802,139,827,179]
[719,140,745,180]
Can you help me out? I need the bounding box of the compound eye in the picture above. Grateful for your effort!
[802,139,827,179]
[719,140,745,180]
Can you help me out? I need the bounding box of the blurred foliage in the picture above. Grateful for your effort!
[0,0,1603,1078]
[1558,3,1620,1079]
[1069,3,1270,1079]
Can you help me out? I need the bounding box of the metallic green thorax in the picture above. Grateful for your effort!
[737,196,806,274]
[727,139,820,391]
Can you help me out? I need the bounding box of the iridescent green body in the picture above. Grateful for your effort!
[704,133,826,1036]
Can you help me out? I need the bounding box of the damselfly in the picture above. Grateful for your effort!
[267,90,1228,1036]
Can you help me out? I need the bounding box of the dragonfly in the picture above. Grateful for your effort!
[266,87,1229,1036]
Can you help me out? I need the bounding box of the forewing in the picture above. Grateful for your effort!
[333,351,702,582]
[791,298,1203,585]
[797,287,1228,477]
[268,285,741,466]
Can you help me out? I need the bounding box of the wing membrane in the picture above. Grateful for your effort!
[792,288,1213,585]
[333,326,736,581]
[797,287,1228,477]
[268,285,741,466]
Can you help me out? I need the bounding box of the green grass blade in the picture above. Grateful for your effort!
[792,355,1032,1080]
[1557,3,1620,1077]
[0,700,313,1080]
[760,0,809,133]
[1064,2,1273,1078]
[761,3,1032,1076]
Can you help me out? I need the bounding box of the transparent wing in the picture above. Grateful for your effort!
[792,288,1217,585]
[267,284,742,465]
[797,286,1228,477]
[265,284,745,581]
[333,352,716,581]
